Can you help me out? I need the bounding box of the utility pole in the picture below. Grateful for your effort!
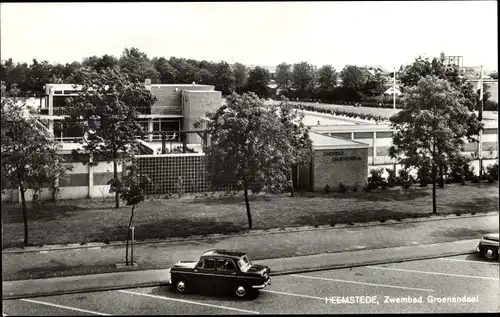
[393,66,396,109]
[478,65,484,178]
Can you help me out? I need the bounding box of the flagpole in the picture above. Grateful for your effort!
[478,65,483,178]
[393,66,396,109]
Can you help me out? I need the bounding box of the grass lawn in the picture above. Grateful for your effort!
[2,183,498,249]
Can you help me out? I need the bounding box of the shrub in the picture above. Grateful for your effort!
[176,176,184,198]
[447,155,473,184]
[417,164,432,187]
[367,168,384,190]
[397,168,414,189]
[339,183,348,193]
[386,168,397,187]
[486,162,499,182]
[363,183,372,192]
[324,184,331,194]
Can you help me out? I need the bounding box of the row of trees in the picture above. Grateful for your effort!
[2,48,494,110]
[0,47,270,97]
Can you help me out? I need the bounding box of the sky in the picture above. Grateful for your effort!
[1,1,498,72]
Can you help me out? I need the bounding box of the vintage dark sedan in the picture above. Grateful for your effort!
[169,250,271,298]
[476,233,499,260]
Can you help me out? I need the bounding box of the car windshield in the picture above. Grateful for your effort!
[237,255,252,272]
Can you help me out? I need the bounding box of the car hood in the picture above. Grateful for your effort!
[483,233,499,242]
[173,261,198,269]
[247,264,270,274]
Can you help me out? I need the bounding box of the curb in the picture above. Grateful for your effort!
[3,212,497,254]
[3,250,476,300]
[2,281,168,300]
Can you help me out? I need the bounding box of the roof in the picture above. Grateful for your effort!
[309,132,369,150]
[201,250,247,258]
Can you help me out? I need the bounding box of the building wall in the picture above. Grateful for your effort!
[1,161,124,203]
[183,91,222,144]
[149,85,215,115]
[312,148,369,191]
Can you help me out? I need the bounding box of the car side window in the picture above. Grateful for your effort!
[217,259,235,272]
[196,259,204,269]
[204,259,215,270]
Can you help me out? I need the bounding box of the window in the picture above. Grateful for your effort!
[196,259,205,269]
[237,256,251,272]
[217,259,235,271]
[204,259,215,270]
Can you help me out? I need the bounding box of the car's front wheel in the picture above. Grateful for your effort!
[235,284,247,298]
[482,246,498,260]
[174,277,188,293]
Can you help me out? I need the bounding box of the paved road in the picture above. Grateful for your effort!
[3,254,499,315]
[3,214,498,281]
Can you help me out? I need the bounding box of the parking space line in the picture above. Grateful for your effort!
[118,290,260,314]
[439,258,499,265]
[290,274,434,292]
[367,266,500,280]
[20,299,110,315]
[261,290,325,300]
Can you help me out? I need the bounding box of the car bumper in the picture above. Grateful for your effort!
[252,277,272,289]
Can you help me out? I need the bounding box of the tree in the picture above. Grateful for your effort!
[245,66,271,98]
[317,65,338,89]
[275,63,293,89]
[1,59,30,92]
[213,61,236,95]
[363,73,387,96]
[119,47,159,83]
[233,62,248,93]
[389,76,482,214]
[339,65,367,91]
[67,66,156,208]
[28,59,54,94]
[400,56,479,111]
[112,161,151,266]
[168,57,197,83]
[1,84,72,245]
[292,62,316,90]
[195,68,215,85]
[152,57,177,84]
[277,97,313,197]
[203,92,294,229]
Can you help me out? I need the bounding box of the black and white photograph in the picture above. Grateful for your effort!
[1,1,499,315]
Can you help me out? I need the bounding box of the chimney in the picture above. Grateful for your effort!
[145,78,151,90]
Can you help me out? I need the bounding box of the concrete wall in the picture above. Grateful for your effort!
[312,148,369,191]
[183,90,222,144]
[149,85,214,115]
[1,161,123,203]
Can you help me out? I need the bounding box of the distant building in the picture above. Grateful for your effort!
[33,81,222,145]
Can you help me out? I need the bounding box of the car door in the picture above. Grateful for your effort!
[194,257,217,292]
[215,258,237,291]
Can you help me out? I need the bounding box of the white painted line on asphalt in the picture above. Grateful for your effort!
[20,299,110,316]
[290,274,434,292]
[261,289,325,300]
[118,290,260,314]
[367,266,500,280]
[439,258,499,265]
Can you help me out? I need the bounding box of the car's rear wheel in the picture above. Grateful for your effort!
[483,246,497,260]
